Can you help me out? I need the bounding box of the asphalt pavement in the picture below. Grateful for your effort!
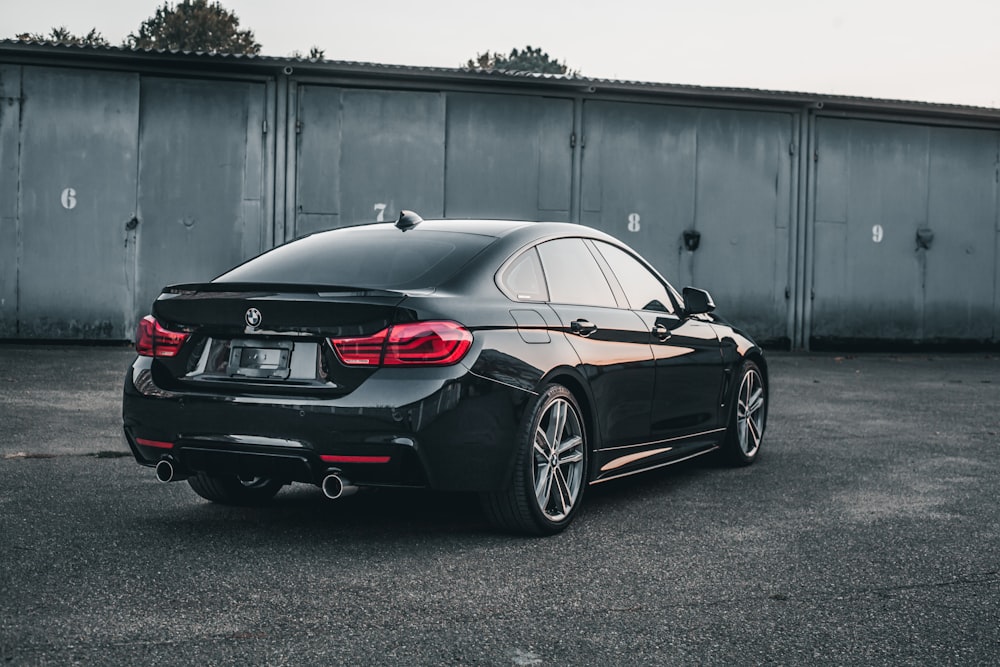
[1,345,998,665]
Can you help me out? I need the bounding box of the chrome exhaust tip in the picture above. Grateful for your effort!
[321,473,358,500]
[155,458,187,483]
[155,458,176,483]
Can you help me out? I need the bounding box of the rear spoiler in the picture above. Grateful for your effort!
[162,282,407,299]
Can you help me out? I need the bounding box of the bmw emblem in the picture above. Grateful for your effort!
[245,307,262,329]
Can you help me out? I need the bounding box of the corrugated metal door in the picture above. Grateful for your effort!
[811,118,998,342]
[16,66,139,339]
[0,66,21,337]
[924,127,998,340]
[445,93,573,220]
[581,101,794,342]
[294,86,446,236]
[134,77,267,320]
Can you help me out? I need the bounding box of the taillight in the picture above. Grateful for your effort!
[330,321,472,367]
[135,315,190,358]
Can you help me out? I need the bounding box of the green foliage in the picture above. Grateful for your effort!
[15,26,109,47]
[466,45,578,76]
[290,46,326,60]
[124,0,261,55]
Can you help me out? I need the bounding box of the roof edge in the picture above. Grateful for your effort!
[2,40,998,121]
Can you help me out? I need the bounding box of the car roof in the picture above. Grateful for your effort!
[342,217,624,246]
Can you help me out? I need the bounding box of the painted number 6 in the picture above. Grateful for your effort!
[61,188,77,210]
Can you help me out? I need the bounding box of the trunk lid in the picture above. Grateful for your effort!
[149,282,407,395]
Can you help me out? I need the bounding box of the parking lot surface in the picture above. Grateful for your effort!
[1,346,998,665]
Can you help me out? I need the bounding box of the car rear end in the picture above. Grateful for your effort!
[122,222,525,497]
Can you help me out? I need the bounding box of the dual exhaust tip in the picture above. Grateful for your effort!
[155,457,357,500]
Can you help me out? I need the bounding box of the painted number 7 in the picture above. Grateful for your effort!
[374,203,387,222]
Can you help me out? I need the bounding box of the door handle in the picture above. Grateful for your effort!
[570,319,597,337]
[652,323,671,341]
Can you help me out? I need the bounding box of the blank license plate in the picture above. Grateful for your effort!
[229,342,291,379]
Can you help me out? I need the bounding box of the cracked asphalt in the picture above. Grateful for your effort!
[1,345,998,665]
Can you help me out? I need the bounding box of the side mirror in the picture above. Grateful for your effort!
[682,287,715,315]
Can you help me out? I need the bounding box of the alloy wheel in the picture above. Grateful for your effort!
[532,397,585,521]
[736,369,765,457]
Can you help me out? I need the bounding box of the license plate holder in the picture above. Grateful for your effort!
[228,340,293,379]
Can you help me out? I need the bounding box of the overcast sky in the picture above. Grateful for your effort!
[4,0,999,108]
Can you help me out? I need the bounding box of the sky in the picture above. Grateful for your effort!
[3,0,1000,108]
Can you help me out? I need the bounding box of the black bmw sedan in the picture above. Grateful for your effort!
[123,212,767,535]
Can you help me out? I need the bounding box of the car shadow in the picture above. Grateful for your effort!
[144,453,728,542]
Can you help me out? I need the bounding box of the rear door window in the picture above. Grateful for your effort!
[593,241,675,313]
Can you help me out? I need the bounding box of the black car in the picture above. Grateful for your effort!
[122,212,767,535]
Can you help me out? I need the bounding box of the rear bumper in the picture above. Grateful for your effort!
[122,357,529,492]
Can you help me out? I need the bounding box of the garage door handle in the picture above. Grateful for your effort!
[570,319,597,337]
[652,323,671,341]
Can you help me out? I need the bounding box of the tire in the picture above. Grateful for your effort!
[719,360,767,466]
[481,384,588,535]
[187,473,283,506]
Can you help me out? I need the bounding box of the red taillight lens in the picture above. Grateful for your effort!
[383,321,472,366]
[135,315,190,358]
[329,329,388,366]
[330,321,472,367]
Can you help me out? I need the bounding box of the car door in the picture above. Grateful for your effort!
[534,238,655,450]
[590,241,727,452]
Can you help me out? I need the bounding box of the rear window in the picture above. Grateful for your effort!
[215,227,495,289]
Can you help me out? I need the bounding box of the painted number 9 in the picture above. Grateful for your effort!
[61,188,77,210]
[872,224,884,243]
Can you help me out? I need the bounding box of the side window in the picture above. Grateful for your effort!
[594,241,674,313]
[536,238,617,308]
[499,248,548,301]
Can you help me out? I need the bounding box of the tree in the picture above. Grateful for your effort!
[15,27,109,47]
[466,45,578,76]
[289,46,326,60]
[124,0,260,55]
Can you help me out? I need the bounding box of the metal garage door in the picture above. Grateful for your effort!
[810,118,998,343]
[444,93,573,221]
[0,66,22,337]
[294,86,446,236]
[580,101,796,342]
[133,77,267,320]
[14,66,140,339]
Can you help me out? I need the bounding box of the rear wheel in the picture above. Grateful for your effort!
[719,360,767,466]
[481,384,588,535]
[187,473,283,506]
